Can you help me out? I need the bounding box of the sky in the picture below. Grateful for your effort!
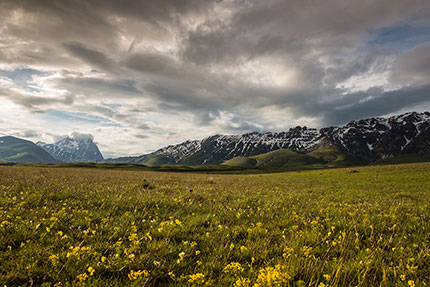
[0,0,429,158]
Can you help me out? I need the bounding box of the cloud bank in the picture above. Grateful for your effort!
[0,0,429,156]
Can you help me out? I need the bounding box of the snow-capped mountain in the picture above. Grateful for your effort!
[180,127,321,165]
[37,137,104,163]
[319,111,430,161]
[103,111,430,165]
[152,140,202,162]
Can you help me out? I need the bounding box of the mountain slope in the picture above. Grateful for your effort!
[307,148,366,167]
[37,137,104,163]
[222,149,323,169]
[223,147,363,169]
[319,112,430,161]
[0,136,57,163]
[102,140,201,165]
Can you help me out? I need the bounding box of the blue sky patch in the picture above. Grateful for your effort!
[368,23,430,51]
[0,69,48,88]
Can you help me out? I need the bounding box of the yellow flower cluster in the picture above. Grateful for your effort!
[188,272,205,283]
[234,277,251,287]
[254,264,291,287]
[247,222,268,234]
[282,247,294,258]
[224,262,244,274]
[76,273,88,282]
[128,269,149,280]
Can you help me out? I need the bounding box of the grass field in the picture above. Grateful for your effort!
[1,163,429,286]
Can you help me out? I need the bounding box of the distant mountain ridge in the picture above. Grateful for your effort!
[37,137,104,163]
[103,111,430,165]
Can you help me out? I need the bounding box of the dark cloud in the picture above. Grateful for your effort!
[0,0,217,46]
[321,85,430,125]
[0,86,74,110]
[52,76,141,98]
[390,43,430,86]
[324,47,393,86]
[182,0,429,65]
[63,43,116,72]
[124,52,193,80]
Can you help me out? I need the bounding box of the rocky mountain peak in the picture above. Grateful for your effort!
[37,136,103,163]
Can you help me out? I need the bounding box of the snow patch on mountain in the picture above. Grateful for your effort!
[150,140,201,162]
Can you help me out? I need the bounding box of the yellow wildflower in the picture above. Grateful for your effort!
[282,247,294,258]
[188,273,205,283]
[234,277,251,287]
[76,273,88,282]
[224,262,243,274]
[168,272,176,280]
[49,254,58,261]
[146,232,152,241]
[128,233,138,242]
[128,269,149,280]
[323,274,331,281]
[254,264,291,287]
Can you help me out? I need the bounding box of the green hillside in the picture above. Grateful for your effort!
[374,152,430,165]
[141,155,176,166]
[307,147,365,167]
[179,152,214,166]
[0,136,57,163]
[222,149,323,169]
[222,157,258,167]
[222,148,366,169]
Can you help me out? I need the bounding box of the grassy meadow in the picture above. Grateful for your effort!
[0,163,429,286]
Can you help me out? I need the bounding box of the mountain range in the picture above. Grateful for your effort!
[1,111,430,167]
[103,111,430,166]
